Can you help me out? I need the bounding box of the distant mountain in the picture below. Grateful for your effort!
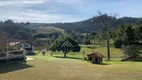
[27,15,142,33]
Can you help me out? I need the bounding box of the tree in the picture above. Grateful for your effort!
[4,20,14,24]
[95,34,106,46]
[115,25,126,41]
[0,20,33,40]
[64,29,73,35]
[50,37,81,58]
[95,12,117,61]
[122,45,141,59]
[133,25,142,42]
[114,39,123,48]
[124,25,136,45]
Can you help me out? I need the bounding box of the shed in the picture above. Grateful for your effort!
[87,52,104,64]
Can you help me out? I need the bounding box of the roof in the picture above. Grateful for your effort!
[12,34,24,40]
[9,42,20,46]
[0,32,9,42]
[0,32,25,43]
[25,42,35,46]
[12,34,25,42]
[87,52,104,58]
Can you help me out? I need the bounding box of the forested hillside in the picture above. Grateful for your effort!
[27,14,142,33]
[0,20,34,41]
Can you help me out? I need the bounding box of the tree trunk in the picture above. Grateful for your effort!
[64,52,67,58]
[106,39,110,61]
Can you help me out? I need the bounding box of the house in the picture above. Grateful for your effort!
[0,32,26,60]
[87,52,104,64]
[16,42,35,55]
[12,34,35,55]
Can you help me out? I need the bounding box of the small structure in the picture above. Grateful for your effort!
[0,32,26,60]
[87,52,104,64]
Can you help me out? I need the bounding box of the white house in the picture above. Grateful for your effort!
[15,42,35,55]
[12,34,35,55]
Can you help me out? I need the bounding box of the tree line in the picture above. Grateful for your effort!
[0,20,34,42]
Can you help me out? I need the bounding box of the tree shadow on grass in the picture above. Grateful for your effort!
[0,60,33,74]
[54,56,85,61]
[95,63,110,65]
[89,62,110,65]
[133,60,142,62]
[54,56,110,65]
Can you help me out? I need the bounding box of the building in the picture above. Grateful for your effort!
[12,34,35,55]
[87,52,104,64]
[0,32,26,60]
[16,42,35,55]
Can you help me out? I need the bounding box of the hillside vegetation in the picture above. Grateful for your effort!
[27,14,142,33]
[36,27,65,34]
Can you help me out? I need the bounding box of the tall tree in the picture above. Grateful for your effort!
[50,37,80,58]
[96,12,117,61]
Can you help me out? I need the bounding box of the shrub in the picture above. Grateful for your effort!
[114,39,123,48]
[83,40,91,45]
[122,45,141,58]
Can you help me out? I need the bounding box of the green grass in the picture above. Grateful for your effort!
[80,45,123,58]
[0,45,142,80]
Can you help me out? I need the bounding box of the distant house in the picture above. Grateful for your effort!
[12,34,35,55]
[0,32,26,60]
[87,52,104,64]
[16,42,35,55]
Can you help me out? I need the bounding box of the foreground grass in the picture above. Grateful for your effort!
[0,45,142,80]
[0,53,142,80]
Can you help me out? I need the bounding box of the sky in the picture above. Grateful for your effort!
[0,0,142,23]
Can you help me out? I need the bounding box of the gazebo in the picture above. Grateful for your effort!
[0,32,26,60]
[87,52,104,64]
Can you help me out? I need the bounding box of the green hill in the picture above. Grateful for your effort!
[27,14,142,33]
[36,26,65,34]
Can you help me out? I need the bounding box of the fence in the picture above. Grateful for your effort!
[0,50,24,60]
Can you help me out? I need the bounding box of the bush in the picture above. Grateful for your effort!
[114,40,123,48]
[83,40,91,45]
[122,45,141,58]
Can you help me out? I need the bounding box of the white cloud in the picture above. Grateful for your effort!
[9,10,79,23]
[0,1,15,7]
[22,0,45,4]
[0,3,6,7]
[26,8,59,13]
[0,0,46,7]
[0,0,142,23]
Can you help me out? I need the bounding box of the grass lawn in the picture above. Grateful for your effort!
[0,45,142,80]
